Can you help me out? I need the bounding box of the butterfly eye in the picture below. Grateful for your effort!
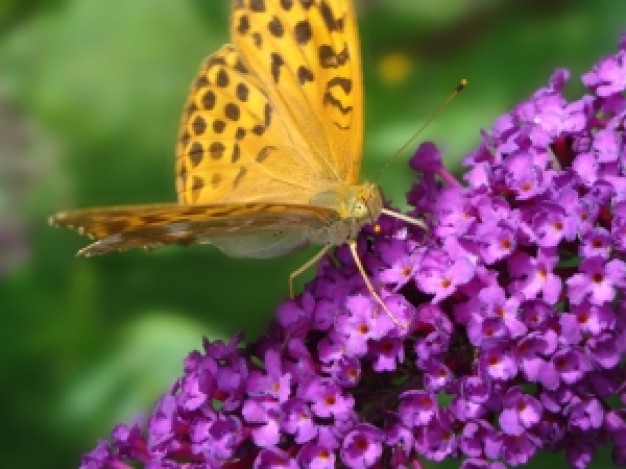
[350,198,377,224]
[351,200,367,217]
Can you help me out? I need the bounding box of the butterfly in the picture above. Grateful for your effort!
[50,0,421,328]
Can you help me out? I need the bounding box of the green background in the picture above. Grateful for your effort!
[0,1,623,467]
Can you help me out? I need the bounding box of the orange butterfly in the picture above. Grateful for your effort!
[51,0,421,327]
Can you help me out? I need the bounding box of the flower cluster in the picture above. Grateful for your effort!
[81,36,626,469]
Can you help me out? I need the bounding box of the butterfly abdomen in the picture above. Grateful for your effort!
[209,229,310,259]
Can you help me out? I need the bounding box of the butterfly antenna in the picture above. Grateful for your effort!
[373,79,468,181]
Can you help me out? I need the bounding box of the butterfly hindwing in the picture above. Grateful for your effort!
[50,203,340,257]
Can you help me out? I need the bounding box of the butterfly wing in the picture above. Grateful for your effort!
[231,0,363,185]
[50,203,340,257]
[177,45,334,205]
[231,0,363,184]
[176,0,363,206]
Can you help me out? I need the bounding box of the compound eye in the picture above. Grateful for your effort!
[352,200,368,217]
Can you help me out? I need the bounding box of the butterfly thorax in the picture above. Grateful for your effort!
[308,181,382,246]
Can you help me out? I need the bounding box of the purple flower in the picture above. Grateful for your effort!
[508,248,562,305]
[568,398,604,432]
[475,219,517,264]
[566,439,595,469]
[579,227,612,259]
[247,349,292,403]
[79,441,113,469]
[418,412,457,461]
[460,420,495,458]
[582,40,626,95]
[377,239,421,289]
[422,359,453,392]
[531,202,578,247]
[502,151,547,199]
[254,447,299,469]
[297,443,335,469]
[190,415,242,460]
[515,329,558,384]
[398,390,437,427]
[567,256,626,305]
[301,377,354,420]
[242,397,282,447]
[467,315,508,347]
[339,424,384,468]
[283,398,316,443]
[541,348,590,389]
[480,345,518,381]
[415,249,475,303]
[79,35,626,469]
[559,301,615,344]
[499,387,543,435]
[369,336,404,372]
[335,295,394,356]
[501,433,539,466]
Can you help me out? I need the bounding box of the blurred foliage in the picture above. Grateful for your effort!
[0,0,623,467]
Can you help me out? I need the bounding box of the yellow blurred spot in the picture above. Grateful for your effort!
[378,51,412,85]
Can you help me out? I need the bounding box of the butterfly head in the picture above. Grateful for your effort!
[311,182,382,226]
[349,182,383,225]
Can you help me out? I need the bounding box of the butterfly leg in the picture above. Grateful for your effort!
[348,241,407,330]
[381,208,426,228]
[289,245,332,299]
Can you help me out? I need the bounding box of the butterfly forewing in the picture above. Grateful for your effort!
[176,45,332,206]
[231,0,363,185]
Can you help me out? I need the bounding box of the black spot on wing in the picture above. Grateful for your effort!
[318,44,350,69]
[202,90,216,110]
[236,82,249,101]
[233,167,247,187]
[327,77,352,94]
[192,115,207,135]
[323,91,353,115]
[250,0,265,12]
[252,32,263,48]
[268,16,284,38]
[256,145,277,163]
[225,102,241,121]
[237,15,251,35]
[192,176,204,190]
[264,103,272,127]
[294,20,312,45]
[189,142,204,167]
[232,143,241,163]
[209,142,226,160]
[210,173,222,188]
[297,65,314,85]
[270,53,285,84]
[215,69,229,88]
[213,119,226,134]
[320,1,344,32]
